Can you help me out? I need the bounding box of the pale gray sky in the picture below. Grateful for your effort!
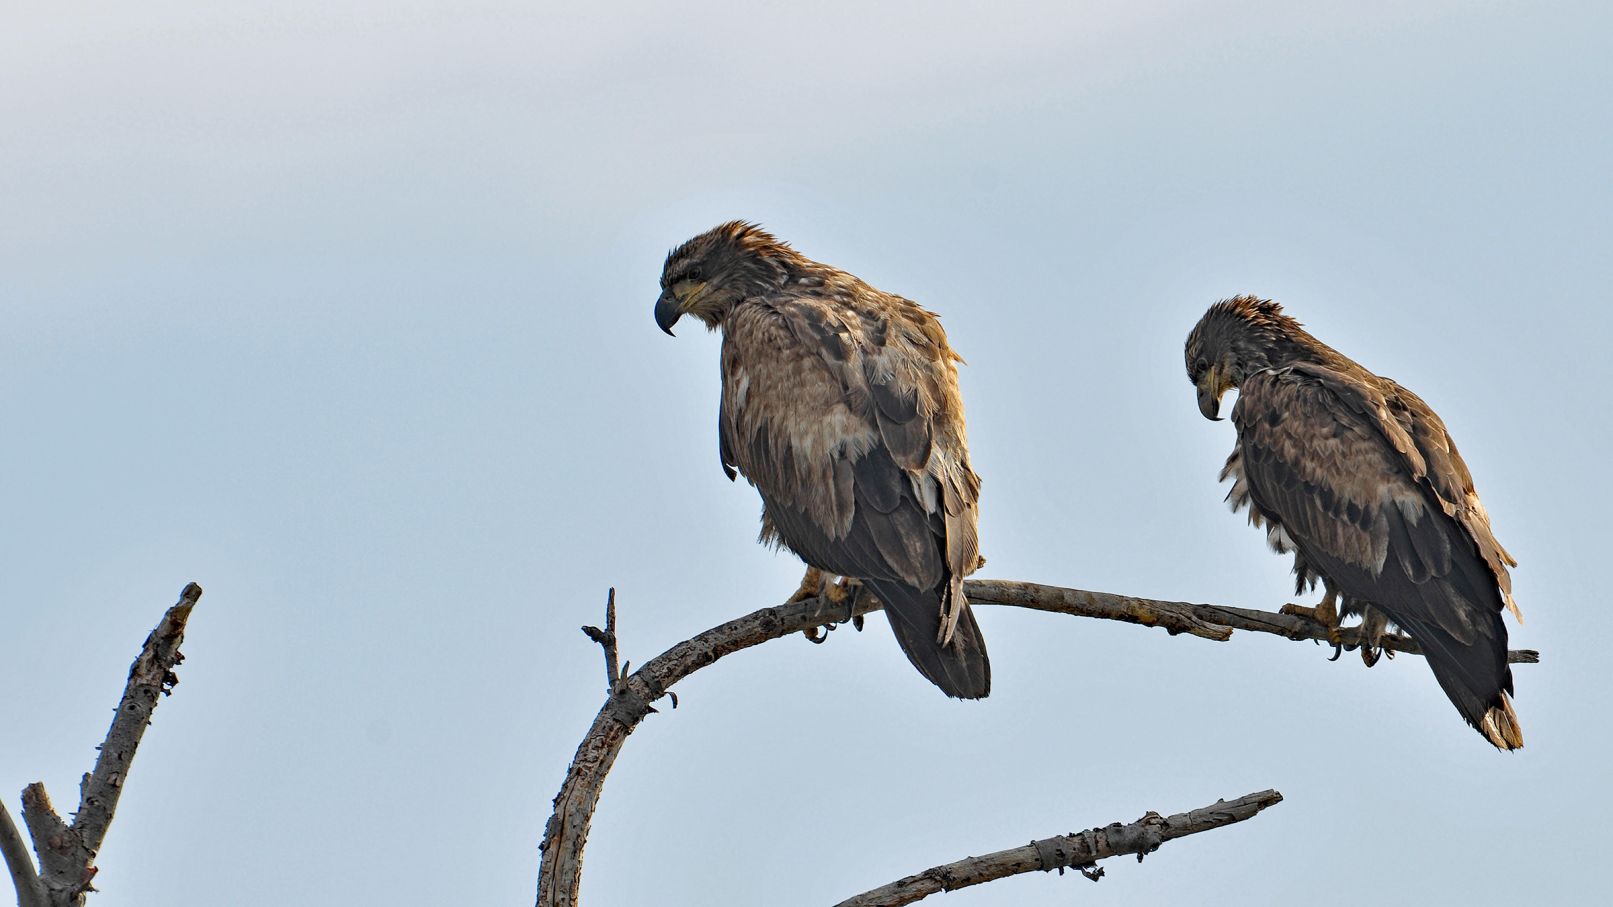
[3,2,1608,904]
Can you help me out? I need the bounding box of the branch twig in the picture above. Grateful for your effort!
[536,578,1537,906]
[834,789,1284,906]
[7,582,202,907]
[580,589,621,694]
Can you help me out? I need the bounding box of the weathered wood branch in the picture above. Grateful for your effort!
[0,800,46,907]
[833,789,1284,906]
[6,582,202,907]
[536,578,1537,907]
[964,579,1540,664]
[537,588,873,907]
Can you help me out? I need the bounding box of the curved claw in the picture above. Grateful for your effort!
[803,624,833,645]
[1327,642,1344,662]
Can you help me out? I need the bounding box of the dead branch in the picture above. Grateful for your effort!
[578,588,622,694]
[536,579,1536,907]
[964,579,1540,663]
[833,789,1284,906]
[0,800,45,907]
[5,582,202,907]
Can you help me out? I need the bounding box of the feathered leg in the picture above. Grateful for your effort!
[791,568,863,641]
[787,566,826,604]
[1358,606,1390,667]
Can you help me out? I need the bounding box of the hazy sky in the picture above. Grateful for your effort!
[3,2,1609,904]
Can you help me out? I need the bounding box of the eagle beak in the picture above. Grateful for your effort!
[654,290,682,336]
[1196,366,1226,421]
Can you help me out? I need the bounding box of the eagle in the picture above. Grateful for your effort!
[1186,296,1523,748]
[654,221,990,699]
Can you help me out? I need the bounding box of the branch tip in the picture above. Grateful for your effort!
[835,789,1283,906]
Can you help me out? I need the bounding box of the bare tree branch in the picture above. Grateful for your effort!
[8,582,202,907]
[578,588,622,695]
[965,579,1540,664]
[0,800,46,907]
[833,789,1285,906]
[536,579,1537,906]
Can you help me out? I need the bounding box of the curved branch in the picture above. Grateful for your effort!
[535,579,1537,906]
[834,789,1284,906]
[537,588,879,907]
[0,800,46,907]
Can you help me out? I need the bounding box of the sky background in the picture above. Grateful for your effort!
[3,1,1609,904]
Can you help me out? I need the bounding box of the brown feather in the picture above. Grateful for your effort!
[1190,297,1523,748]
[672,222,987,698]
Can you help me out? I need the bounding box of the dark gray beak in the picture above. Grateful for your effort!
[654,290,682,336]
[1195,365,1225,421]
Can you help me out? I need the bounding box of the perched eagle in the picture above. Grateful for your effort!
[1185,296,1523,749]
[654,221,989,699]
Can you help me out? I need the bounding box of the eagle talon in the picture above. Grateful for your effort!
[803,624,831,644]
[825,577,862,624]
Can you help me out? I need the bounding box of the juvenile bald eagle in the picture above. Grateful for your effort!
[655,221,989,699]
[1186,296,1523,749]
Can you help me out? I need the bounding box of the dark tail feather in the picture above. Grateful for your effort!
[1399,614,1522,750]
[865,578,991,699]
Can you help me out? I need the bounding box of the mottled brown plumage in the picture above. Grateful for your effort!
[655,221,989,698]
[1186,296,1523,749]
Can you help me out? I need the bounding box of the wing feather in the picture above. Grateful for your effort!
[1233,365,1517,745]
[718,281,987,698]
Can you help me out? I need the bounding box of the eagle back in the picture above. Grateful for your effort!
[1230,363,1519,624]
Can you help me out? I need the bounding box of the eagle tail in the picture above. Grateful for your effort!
[1480,696,1524,751]
[865,578,991,699]
[1400,614,1523,751]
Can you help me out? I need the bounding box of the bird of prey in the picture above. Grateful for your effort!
[654,221,989,699]
[1185,296,1523,749]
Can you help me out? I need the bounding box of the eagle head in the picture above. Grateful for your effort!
[1184,295,1302,420]
[654,221,798,335]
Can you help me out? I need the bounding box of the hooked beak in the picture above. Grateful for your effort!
[1196,365,1227,421]
[654,290,682,336]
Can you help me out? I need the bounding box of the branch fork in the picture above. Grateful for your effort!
[2,583,202,907]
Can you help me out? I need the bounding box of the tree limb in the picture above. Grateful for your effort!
[833,789,1284,906]
[8,582,202,907]
[0,800,46,907]
[964,579,1540,663]
[536,579,1537,906]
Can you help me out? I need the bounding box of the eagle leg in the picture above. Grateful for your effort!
[788,567,835,644]
[793,569,865,643]
[787,566,827,604]
[825,577,863,626]
[1281,589,1344,651]
[1357,606,1390,668]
